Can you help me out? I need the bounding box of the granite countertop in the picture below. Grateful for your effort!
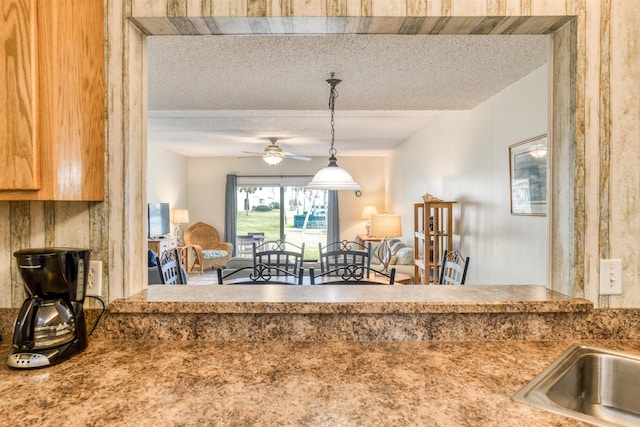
[1,285,636,425]
[3,338,639,426]
[112,284,592,314]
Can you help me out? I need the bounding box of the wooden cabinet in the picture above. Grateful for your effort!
[0,0,38,191]
[148,237,178,256]
[0,0,104,200]
[414,201,455,284]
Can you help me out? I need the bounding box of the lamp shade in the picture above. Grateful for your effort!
[369,214,402,238]
[307,164,361,191]
[171,209,189,224]
[360,206,378,220]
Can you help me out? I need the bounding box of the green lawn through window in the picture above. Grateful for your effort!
[236,209,326,260]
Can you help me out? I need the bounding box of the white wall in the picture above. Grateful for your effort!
[390,64,549,284]
[186,155,387,241]
[146,144,189,213]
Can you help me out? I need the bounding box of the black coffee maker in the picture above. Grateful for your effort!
[8,248,91,369]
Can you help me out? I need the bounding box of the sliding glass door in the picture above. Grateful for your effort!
[236,184,327,260]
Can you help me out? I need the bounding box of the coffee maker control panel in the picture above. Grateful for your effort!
[8,353,51,369]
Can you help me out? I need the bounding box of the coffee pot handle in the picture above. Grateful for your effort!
[13,297,39,350]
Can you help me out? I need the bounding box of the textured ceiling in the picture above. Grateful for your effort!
[147,34,548,157]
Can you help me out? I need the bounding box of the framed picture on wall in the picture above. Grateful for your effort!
[509,134,548,216]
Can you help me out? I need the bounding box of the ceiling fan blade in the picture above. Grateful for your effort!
[242,142,310,161]
[286,154,312,161]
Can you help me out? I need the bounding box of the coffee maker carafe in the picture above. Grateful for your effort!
[8,248,91,369]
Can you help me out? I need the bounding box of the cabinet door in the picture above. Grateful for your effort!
[0,0,104,200]
[37,0,105,200]
[0,0,39,190]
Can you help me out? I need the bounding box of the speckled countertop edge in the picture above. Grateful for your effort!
[107,284,593,314]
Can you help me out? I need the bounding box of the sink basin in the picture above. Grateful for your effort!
[512,344,640,426]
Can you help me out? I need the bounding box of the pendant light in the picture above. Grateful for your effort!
[307,73,361,191]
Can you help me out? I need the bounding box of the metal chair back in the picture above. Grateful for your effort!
[309,265,395,285]
[318,240,371,276]
[253,240,305,276]
[216,240,305,285]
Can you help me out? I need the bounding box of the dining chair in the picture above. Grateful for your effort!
[308,264,396,285]
[247,232,265,244]
[155,249,188,285]
[318,240,372,277]
[236,235,254,258]
[216,263,304,285]
[253,239,305,276]
[216,240,305,284]
[438,249,470,285]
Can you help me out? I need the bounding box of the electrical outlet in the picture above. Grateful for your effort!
[600,259,622,295]
[86,260,103,297]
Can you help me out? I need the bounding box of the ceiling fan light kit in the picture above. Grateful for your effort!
[307,73,361,191]
[263,154,283,166]
[242,137,311,166]
[262,142,285,166]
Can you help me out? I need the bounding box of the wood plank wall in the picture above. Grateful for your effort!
[2,0,639,309]
[124,0,582,302]
[111,0,640,309]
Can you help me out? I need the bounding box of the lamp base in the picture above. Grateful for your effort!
[381,238,393,273]
[174,225,185,246]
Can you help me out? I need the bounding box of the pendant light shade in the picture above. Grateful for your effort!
[308,73,361,191]
[307,162,360,190]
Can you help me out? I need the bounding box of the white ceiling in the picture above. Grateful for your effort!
[147,34,549,158]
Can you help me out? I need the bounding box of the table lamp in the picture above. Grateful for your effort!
[171,209,189,245]
[360,206,378,235]
[369,214,402,273]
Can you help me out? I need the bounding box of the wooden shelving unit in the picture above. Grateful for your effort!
[413,201,456,284]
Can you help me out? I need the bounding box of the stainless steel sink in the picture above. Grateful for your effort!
[512,344,640,426]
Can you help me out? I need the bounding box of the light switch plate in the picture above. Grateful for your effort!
[600,259,622,295]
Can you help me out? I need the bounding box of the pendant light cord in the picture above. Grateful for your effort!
[306,72,361,190]
[326,73,341,160]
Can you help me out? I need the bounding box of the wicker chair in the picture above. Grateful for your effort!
[183,222,233,273]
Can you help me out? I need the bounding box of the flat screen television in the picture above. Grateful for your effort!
[148,203,170,239]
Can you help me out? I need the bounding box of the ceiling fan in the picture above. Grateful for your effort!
[242,137,312,166]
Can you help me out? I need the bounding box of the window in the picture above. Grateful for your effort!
[235,176,328,260]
